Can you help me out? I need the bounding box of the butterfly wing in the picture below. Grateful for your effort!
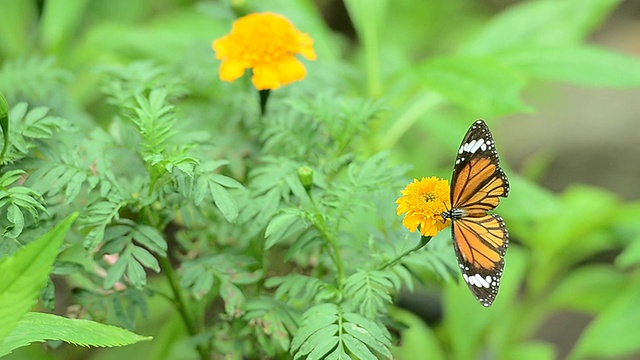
[451,214,508,307]
[450,119,509,212]
[449,120,510,307]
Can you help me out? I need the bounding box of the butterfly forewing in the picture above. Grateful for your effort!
[446,120,510,307]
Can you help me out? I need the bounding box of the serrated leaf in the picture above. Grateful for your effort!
[0,312,151,357]
[0,213,78,340]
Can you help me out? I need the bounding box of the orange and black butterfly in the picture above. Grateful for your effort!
[442,120,509,307]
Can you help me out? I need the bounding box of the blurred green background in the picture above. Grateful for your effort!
[3,0,640,359]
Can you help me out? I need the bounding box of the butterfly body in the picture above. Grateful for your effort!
[443,120,509,307]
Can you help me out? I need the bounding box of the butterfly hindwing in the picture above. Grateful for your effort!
[446,119,510,307]
[451,214,508,307]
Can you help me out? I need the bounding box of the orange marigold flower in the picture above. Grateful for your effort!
[396,177,451,237]
[213,12,317,90]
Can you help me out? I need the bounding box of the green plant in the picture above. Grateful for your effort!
[0,213,150,356]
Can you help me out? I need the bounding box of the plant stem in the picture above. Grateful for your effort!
[315,217,346,288]
[378,235,432,271]
[379,93,445,150]
[159,256,208,360]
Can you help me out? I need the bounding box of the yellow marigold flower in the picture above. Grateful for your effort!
[213,12,317,90]
[396,177,451,237]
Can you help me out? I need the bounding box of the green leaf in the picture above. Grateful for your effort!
[343,322,392,359]
[267,274,324,303]
[0,92,9,158]
[39,0,90,52]
[569,285,640,359]
[219,280,245,317]
[505,342,556,360]
[297,324,339,358]
[0,312,151,357]
[342,312,391,347]
[131,245,160,273]
[104,249,130,290]
[264,209,306,250]
[208,181,239,223]
[500,45,640,87]
[132,224,167,256]
[390,308,445,360]
[0,213,78,340]
[343,270,393,318]
[291,304,339,353]
[126,257,146,289]
[343,333,376,360]
[0,169,25,186]
[343,0,389,96]
[546,265,627,312]
[210,173,243,189]
[4,202,24,238]
[463,0,621,55]
[615,235,640,268]
[416,56,531,117]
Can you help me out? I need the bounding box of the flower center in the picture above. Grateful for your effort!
[424,192,436,202]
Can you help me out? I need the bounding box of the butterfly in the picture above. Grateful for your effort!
[441,119,510,307]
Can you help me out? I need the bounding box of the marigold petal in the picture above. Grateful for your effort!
[276,56,306,85]
[212,37,230,59]
[218,60,247,83]
[297,33,317,60]
[252,64,281,90]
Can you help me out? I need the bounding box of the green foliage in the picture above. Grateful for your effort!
[0,312,151,357]
[0,214,76,340]
[2,0,640,359]
[0,213,150,356]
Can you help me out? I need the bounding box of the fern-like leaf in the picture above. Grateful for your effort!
[0,57,71,103]
[291,304,392,360]
[0,312,151,357]
[343,270,394,319]
[0,170,47,238]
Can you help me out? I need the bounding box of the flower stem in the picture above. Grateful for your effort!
[159,256,208,360]
[378,235,432,270]
[314,216,346,288]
